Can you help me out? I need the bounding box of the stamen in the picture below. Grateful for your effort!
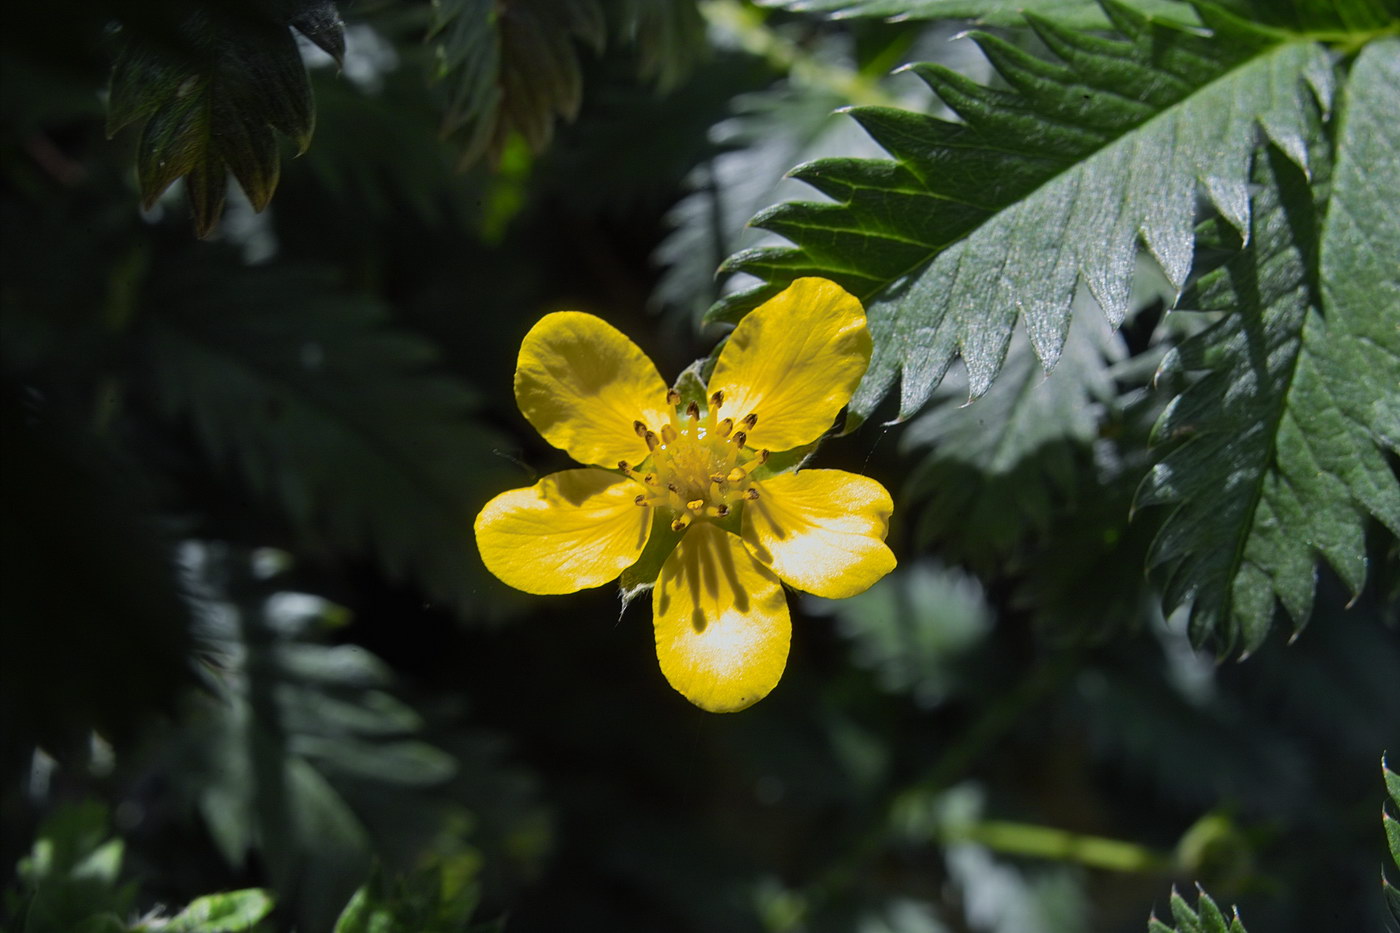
[715,504,730,518]
[733,431,747,449]
[717,418,734,437]
[745,487,759,500]
[661,424,678,444]
[666,483,679,493]
[757,449,770,464]
[633,420,648,438]
[686,401,700,420]
[644,430,660,451]
[710,390,724,409]
[644,473,657,485]
[726,468,746,483]
[686,499,704,512]
[671,515,691,532]
[741,412,758,430]
[666,388,681,406]
[618,460,631,472]
[634,494,648,506]
[710,473,727,484]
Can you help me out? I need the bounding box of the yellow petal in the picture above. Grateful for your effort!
[515,311,672,467]
[708,278,871,452]
[742,469,896,600]
[475,469,651,595]
[653,521,790,712]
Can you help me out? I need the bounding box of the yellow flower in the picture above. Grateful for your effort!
[474,278,896,712]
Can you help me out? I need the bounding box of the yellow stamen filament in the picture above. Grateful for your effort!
[623,384,769,533]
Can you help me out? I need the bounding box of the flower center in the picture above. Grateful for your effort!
[621,389,766,532]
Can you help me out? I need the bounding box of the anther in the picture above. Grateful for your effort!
[710,390,724,408]
[726,468,746,483]
[757,449,770,464]
[733,431,747,449]
[666,483,679,493]
[671,516,691,532]
[745,487,759,500]
[686,401,700,420]
[644,473,657,485]
[741,412,758,429]
[666,388,681,406]
[717,418,734,437]
[634,494,648,506]
[618,460,631,472]
[633,420,648,438]
[710,473,727,484]
[715,504,730,517]
[661,424,678,444]
[644,430,660,451]
[686,499,704,512]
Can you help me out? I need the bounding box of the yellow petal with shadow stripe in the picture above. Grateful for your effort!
[653,522,789,712]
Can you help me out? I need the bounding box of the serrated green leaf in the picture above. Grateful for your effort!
[1138,44,1400,655]
[1195,890,1229,933]
[611,0,707,90]
[136,265,512,616]
[754,0,1199,28]
[431,0,602,167]
[1167,889,1201,933]
[166,888,275,932]
[1151,886,1250,933]
[711,7,1334,424]
[109,9,318,234]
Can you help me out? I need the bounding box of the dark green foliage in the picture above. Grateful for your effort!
[0,388,192,764]
[133,264,512,615]
[1138,46,1400,654]
[429,0,705,167]
[106,3,342,236]
[4,2,1399,933]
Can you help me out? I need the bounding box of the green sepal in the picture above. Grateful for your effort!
[618,510,683,610]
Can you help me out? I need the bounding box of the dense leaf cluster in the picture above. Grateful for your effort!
[2,1,1396,931]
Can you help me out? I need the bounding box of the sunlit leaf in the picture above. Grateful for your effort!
[754,0,1197,28]
[711,4,1332,424]
[165,888,275,932]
